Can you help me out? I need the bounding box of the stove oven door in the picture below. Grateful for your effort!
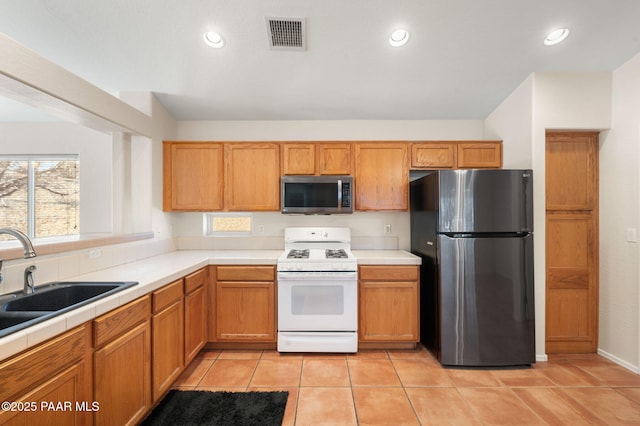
[277,271,357,332]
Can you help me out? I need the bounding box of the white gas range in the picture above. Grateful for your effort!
[277,227,358,353]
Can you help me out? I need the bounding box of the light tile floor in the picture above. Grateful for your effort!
[173,346,640,425]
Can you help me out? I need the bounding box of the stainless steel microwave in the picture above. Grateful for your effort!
[281,176,353,214]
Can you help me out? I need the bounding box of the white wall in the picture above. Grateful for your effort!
[0,122,113,233]
[120,92,178,240]
[598,53,640,370]
[484,74,534,169]
[176,120,484,141]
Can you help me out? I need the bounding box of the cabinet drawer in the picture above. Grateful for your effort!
[0,324,90,402]
[216,266,275,281]
[94,296,151,347]
[359,265,419,281]
[153,279,184,313]
[184,268,207,294]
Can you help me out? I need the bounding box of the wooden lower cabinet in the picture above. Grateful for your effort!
[184,268,208,364]
[212,266,276,342]
[151,280,185,401]
[93,296,151,426]
[0,324,92,426]
[359,265,420,343]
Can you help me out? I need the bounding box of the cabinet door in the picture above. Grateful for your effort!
[457,142,502,168]
[359,266,419,342]
[410,142,456,169]
[94,321,151,426]
[0,363,92,426]
[282,143,316,175]
[163,142,224,211]
[355,143,408,210]
[318,143,351,175]
[0,325,92,426]
[225,143,280,210]
[152,299,184,401]
[215,281,275,341]
[185,285,206,363]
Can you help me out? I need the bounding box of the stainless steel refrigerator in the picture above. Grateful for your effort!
[410,169,535,366]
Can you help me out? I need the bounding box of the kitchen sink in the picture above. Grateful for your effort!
[0,281,137,338]
[3,283,130,312]
[0,311,45,330]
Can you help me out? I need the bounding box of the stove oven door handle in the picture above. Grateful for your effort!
[277,271,357,281]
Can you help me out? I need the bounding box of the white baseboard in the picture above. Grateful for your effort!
[597,348,640,374]
[536,353,548,362]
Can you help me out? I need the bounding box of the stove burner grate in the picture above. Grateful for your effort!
[325,249,348,259]
[287,249,309,259]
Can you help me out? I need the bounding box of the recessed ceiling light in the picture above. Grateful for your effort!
[544,28,570,46]
[203,31,224,48]
[389,29,410,47]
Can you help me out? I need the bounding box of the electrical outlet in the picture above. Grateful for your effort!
[384,224,392,235]
[258,225,265,234]
[89,249,102,259]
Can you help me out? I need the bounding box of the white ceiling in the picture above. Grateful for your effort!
[1,0,639,121]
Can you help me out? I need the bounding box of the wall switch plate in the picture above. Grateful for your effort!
[627,228,637,243]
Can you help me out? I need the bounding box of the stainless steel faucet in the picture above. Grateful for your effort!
[0,228,37,258]
[0,228,37,286]
[24,265,37,294]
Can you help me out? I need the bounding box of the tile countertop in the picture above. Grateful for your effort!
[0,249,419,360]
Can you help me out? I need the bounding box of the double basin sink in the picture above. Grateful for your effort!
[0,281,137,338]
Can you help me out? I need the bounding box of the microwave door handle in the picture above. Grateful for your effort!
[337,179,342,212]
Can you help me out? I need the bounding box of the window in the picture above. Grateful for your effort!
[204,213,252,236]
[0,156,79,239]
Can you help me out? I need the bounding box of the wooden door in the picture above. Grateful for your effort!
[545,131,599,353]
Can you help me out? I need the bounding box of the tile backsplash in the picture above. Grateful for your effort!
[0,237,176,295]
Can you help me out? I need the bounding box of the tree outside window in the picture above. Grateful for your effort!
[0,157,79,240]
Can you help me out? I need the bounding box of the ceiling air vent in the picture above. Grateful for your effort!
[266,17,306,51]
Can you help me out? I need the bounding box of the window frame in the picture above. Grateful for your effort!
[0,154,80,239]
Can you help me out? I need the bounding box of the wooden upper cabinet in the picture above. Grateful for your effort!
[355,142,409,211]
[224,143,280,211]
[282,142,352,175]
[457,142,502,168]
[163,142,224,211]
[282,143,316,174]
[318,143,352,174]
[411,142,456,169]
